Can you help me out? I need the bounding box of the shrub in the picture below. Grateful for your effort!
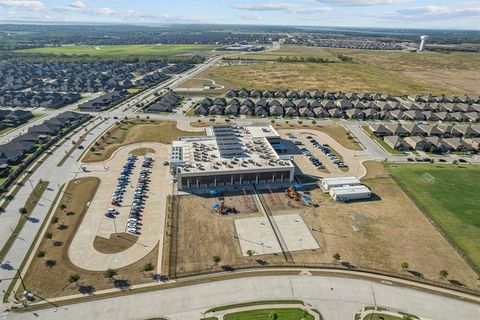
[142,262,155,272]
[37,251,45,258]
[51,216,59,224]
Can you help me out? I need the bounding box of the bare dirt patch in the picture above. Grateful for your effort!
[93,233,138,254]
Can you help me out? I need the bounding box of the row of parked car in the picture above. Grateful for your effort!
[109,154,137,209]
[307,136,349,169]
[127,156,154,235]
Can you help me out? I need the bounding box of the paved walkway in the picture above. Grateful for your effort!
[69,142,171,271]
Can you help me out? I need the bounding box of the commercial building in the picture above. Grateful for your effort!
[329,185,371,202]
[320,176,361,191]
[171,125,295,191]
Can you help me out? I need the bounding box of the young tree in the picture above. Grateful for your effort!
[68,273,80,284]
[19,207,28,215]
[246,250,255,257]
[401,261,409,270]
[142,262,155,272]
[439,270,449,279]
[269,312,279,320]
[104,268,118,280]
[212,255,221,265]
[333,253,341,262]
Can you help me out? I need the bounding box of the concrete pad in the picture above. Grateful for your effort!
[235,214,319,256]
[273,214,319,252]
[235,217,282,256]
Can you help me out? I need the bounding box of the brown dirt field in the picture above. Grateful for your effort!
[274,124,363,151]
[208,46,480,95]
[83,120,204,163]
[20,177,158,299]
[168,192,286,275]
[93,233,138,254]
[266,161,479,288]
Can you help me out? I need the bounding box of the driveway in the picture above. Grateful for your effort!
[68,142,171,271]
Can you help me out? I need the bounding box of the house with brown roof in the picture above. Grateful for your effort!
[404,136,431,151]
[384,136,410,151]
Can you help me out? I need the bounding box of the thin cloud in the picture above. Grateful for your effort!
[0,0,45,11]
[312,0,411,5]
[237,13,263,20]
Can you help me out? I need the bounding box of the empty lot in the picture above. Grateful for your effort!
[207,45,480,95]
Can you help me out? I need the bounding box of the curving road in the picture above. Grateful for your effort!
[3,275,480,320]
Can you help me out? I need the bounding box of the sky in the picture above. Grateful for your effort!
[0,0,479,30]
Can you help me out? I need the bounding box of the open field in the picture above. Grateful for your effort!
[207,45,480,95]
[224,308,314,320]
[387,164,480,271]
[83,120,204,163]
[275,162,478,287]
[17,44,216,57]
[225,45,341,61]
[166,191,288,276]
[20,177,158,299]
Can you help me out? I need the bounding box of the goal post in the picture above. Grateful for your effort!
[422,172,436,183]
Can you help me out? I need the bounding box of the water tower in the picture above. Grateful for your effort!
[419,35,429,52]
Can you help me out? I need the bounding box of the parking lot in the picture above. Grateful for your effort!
[68,142,171,271]
[277,129,368,178]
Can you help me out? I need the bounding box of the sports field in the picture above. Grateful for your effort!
[208,45,480,95]
[17,44,216,57]
[387,164,480,270]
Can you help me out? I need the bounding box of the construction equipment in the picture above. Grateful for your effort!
[217,201,238,215]
[285,185,302,201]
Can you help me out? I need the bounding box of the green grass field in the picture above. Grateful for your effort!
[387,164,480,270]
[224,308,314,320]
[17,44,216,57]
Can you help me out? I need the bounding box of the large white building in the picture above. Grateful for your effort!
[171,125,295,190]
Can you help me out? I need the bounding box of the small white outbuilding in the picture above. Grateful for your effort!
[320,176,361,191]
[329,185,371,202]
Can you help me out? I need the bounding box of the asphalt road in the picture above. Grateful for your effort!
[3,275,480,320]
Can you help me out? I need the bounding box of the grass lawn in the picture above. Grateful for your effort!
[93,233,138,254]
[207,300,304,313]
[387,164,480,271]
[18,44,216,57]
[208,45,480,95]
[224,308,314,320]
[83,120,204,163]
[360,314,402,320]
[20,177,158,298]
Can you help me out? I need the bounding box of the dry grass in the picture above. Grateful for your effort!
[83,120,204,163]
[283,161,479,288]
[167,192,286,275]
[207,46,480,95]
[93,233,138,254]
[21,177,158,299]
